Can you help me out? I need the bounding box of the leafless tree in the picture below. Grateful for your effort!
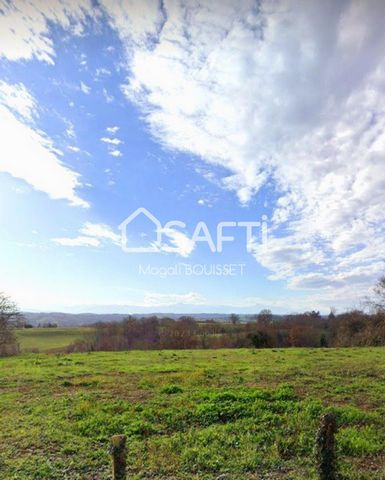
[372,276,385,312]
[257,309,273,326]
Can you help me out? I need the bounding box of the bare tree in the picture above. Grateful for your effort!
[0,293,21,356]
[257,309,273,326]
[372,276,385,313]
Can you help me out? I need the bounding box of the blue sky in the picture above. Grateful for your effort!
[0,1,384,313]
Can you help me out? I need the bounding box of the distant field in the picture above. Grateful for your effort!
[1,348,385,479]
[16,327,94,352]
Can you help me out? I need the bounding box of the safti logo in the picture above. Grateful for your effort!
[119,208,162,253]
[119,207,268,254]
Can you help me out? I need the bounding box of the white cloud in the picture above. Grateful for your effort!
[158,226,195,258]
[53,236,100,247]
[65,121,76,138]
[109,149,122,157]
[96,67,111,77]
[103,0,385,292]
[106,126,119,134]
[53,222,120,248]
[103,88,114,103]
[80,222,120,245]
[288,262,385,291]
[0,82,89,208]
[68,145,80,153]
[100,137,122,145]
[79,53,87,67]
[0,81,36,120]
[100,0,164,45]
[80,81,91,94]
[0,0,93,64]
[197,197,215,208]
[143,292,206,307]
[250,236,327,281]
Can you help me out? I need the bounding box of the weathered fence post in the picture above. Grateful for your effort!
[316,413,338,480]
[110,435,127,480]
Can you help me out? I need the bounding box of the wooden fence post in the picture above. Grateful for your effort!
[316,413,338,480]
[110,435,127,480]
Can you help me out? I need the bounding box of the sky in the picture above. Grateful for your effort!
[0,0,384,314]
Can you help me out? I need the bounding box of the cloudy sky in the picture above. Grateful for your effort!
[0,0,384,313]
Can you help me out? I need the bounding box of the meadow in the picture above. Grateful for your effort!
[16,327,94,353]
[1,347,385,479]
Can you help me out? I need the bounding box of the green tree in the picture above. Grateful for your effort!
[0,293,21,356]
[320,333,328,348]
[249,330,272,348]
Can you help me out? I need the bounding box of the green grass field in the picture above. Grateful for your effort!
[1,348,385,479]
[16,327,94,353]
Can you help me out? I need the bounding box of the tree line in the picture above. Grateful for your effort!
[1,275,385,356]
[67,276,385,352]
[71,276,385,351]
[65,307,385,352]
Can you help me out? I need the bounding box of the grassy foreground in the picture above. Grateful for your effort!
[16,327,94,353]
[0,348,385,479]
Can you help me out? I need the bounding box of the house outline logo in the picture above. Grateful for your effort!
[119,207,268,255]
[119,207,162,253]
